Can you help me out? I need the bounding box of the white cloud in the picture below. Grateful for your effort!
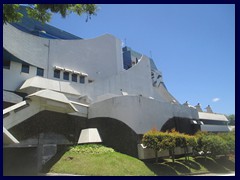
[212,98,220,102]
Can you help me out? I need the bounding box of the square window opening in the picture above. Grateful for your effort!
[80,76,85,84]
[37,67,44,76]
[54,69,60,78]
[72,74,77,82]
[21,64,29,73]
[63,72,69,80]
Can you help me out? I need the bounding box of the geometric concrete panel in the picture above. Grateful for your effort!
[27,89,78,113]
[198,112,228,121]
[78,128,102,144]
[3,90,23,104]
[3,127,19,145]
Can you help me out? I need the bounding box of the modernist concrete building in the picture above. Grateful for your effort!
[3,6,231,169]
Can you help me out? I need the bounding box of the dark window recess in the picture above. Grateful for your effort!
[21,64,29,73]
[37,68,44,76]
[3,59,10,69]
[72,74,77,82]
[88,79,94,83]
[63,72,69,80]
[54,69,60,78]
[80,76,85,84]
[201,120,228,125]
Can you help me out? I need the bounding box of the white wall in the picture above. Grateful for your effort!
[3,24,49,69]
[4,24,123,93]
[77,55,154,102]
[47,34,123,81]
[3,61,41,91]
[89,95,198,134]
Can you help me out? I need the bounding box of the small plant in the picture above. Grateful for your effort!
[69,144,115,154]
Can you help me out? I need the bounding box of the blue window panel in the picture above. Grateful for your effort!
[37,67,44,76]
[54,69,60,78]
[72,74,77,82]
[63,72,69,80]
[21,64,29,73]
[80,76,85,84]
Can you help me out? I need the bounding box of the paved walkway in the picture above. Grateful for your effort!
[39,173,82,176]
[192,172,235,176]
[40,172,235,176]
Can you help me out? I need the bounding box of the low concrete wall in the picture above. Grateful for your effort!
[138,144,193,160]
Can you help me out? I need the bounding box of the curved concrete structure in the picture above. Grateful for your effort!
[89,95,198,134]
[3,13,229,158]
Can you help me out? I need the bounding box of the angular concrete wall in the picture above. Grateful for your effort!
[89,95,198,134]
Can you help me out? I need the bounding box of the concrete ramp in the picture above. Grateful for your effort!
[3,90,88,130]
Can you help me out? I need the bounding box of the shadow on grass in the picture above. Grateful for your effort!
[144,160,178,176]
[41,145,70,173]
[194,156,229,173]
[214,156,235,171]
[176,159,201,170]
[164,161,191,174]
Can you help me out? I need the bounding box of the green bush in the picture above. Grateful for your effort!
[196,133,228,159]
[69,144,115,154]
[160,133,176,162]
[143,129,234,162]
[142,129,166,163]
[217,132,235,154]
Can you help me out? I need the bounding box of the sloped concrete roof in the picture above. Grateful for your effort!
[198,112,228,121]
[19,76,80,96]
[27,89,78,112]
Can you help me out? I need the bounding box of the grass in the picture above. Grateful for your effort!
[46,144,235,176]
[48,144,155,176]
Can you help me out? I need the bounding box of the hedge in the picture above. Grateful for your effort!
[142,129,234,162]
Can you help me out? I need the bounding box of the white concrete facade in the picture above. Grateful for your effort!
[3,20,229,149]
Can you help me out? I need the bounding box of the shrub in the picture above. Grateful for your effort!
[217,132,235,154]
[196,134,228,159]
[142,130,166,163]
[160,133,176,162]
[183,134,197,161]
[69,144,115,154]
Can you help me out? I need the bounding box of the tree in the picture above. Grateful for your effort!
[160,134,176,162]
[142,129,165,163]
[217,132,235,155]
[3,4,98,24]
[226,114,235,125]
[196,133,228,160]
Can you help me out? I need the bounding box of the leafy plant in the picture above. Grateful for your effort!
[69,144,114,154]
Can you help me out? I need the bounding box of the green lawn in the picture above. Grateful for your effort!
[46,144,235,176]
[48,144,155,176]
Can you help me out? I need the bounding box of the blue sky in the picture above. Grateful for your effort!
[49,4,235,115]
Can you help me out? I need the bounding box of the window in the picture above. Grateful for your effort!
[63,72,69,80]
[72,74,77,82]
[37,67,44,76]
[80,76,85,84]
[54,69,60,78]
[3,59,10,69]
[21,64,29,73]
